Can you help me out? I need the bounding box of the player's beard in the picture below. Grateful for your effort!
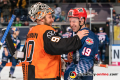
[44,18,53,26]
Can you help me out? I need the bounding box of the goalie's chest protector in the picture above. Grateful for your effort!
[22,25,61,80]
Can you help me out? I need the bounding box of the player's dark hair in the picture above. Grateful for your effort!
[54,4,58,7]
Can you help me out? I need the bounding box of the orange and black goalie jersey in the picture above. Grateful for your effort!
[21,25,82,80]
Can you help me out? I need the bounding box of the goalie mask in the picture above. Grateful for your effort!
[28,2,54,22]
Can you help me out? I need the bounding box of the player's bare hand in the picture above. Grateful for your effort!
[67,52,73,63]
[4,48,8,56]
[5,52,8,56]
[77,30,89,40]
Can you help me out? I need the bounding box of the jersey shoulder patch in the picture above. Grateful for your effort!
[46,30,55,39]
[85,37,94,45]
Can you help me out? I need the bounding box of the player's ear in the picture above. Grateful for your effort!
[41,17,45,22]
[41,18,44,22]
[81,18,85,23]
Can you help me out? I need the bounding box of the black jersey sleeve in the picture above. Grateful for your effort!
[43,30,82,55]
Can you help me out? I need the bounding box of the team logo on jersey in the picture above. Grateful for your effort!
[85,37,94,45]
[13,43,17,48]
[47,31,55,38]
[69,71,77,79]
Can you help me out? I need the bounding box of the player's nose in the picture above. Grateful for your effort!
[51,18,54,23]
[70,22,73,27]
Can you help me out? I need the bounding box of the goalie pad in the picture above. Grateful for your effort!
[2,28,16,56]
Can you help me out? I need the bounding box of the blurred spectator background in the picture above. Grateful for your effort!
[0,0,11,22]
[54,4,61,21]
[13,17,22,27]
[23,21,29,26]
[10,0,17,16]
[0,0,117,27]
[0,0,2,18]
[60,11,66,22]
[16,0,26,17]
[30,0,116,3]
[0,17,5,24]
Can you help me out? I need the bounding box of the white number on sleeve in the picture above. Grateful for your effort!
[51,37,61,42]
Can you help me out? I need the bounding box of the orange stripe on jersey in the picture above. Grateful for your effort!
[22,62,29,80]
